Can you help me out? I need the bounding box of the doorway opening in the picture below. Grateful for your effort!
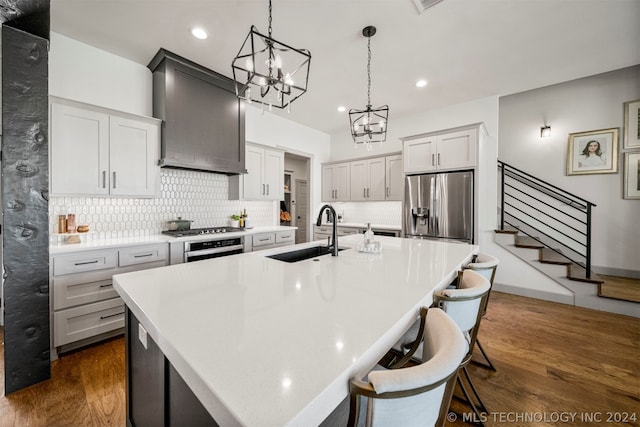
[283,152,311,243]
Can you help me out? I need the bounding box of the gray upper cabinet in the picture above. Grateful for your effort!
[148,49,246,175]
[322,152,402,202]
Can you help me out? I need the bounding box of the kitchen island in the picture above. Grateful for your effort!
[113,234,476,426]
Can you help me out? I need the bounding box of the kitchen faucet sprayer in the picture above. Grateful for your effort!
[316,205,339,256]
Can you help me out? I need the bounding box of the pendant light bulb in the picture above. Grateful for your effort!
[284,73,294,86]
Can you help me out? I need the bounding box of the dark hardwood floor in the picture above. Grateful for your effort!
[0,292,638,426]
[0,333,125,426]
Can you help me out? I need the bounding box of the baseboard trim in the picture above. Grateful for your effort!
[593,266,640,279]
[493,282,575,306]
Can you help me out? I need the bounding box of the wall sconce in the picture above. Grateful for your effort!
[540,125,551,138]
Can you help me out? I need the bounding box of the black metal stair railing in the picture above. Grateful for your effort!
[498,160,597,278]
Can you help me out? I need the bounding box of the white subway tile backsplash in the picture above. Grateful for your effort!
[333,201,402,226]
[49,169,276,242]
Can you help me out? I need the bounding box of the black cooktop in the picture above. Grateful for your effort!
[162,227,245,237]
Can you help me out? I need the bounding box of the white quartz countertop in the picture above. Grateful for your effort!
[113,234,475,426]
[49,225,297,254]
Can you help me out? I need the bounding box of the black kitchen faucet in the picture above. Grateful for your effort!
[316,205,339,256]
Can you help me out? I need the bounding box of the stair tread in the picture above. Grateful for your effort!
[539,248,572,265]
[514,235,544,249]
[598,275,640,303]
[495,225,519,234]
[567,264,604,284]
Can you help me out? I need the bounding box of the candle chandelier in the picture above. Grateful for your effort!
[232,0,311,111]
[349,26,389,145]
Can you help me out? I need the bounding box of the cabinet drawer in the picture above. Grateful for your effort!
[53,298,125,347]
[338,228,362,236]
[252,233,275,248]
[275,231,294,244]
[53,250,117,276]
[53,268,118,310]
[119,244,168,267]
[315,226,332,234]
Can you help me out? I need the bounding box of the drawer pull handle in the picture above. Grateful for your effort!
[100,311,125,320]
[99,284,113,288]
[74,260,99,266]
[134,253,154,258]
[259,238,270,242]
[281,235,291,238]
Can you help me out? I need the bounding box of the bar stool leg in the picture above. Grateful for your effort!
[472,338,497,371]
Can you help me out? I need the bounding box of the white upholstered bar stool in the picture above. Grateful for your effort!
[322,308,468,427]
[435,269,492,425]
[463,253,499,371]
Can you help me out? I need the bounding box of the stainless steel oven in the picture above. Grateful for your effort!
[162,227,246,264]
[184,237,244,263]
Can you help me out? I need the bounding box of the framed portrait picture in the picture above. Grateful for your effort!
[624,152,640,199]
[623,99,640,149]
[567,128,618,176]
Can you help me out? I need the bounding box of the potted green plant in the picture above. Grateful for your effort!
[230,214,241,228]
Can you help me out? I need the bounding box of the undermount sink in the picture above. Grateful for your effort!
[266,245,346,263]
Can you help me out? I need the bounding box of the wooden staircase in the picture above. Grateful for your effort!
[496,227,640,304]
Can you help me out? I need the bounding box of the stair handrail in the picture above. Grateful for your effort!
[498,160,596,278]
[498,160,597,208]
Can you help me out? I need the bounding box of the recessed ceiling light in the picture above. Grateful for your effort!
[337,106,346,112]
[190,27,208,40]
[416,79,428,88]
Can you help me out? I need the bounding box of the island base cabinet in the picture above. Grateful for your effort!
[126,309,218,427]
[127,309,164,427]
[168,364,218,427]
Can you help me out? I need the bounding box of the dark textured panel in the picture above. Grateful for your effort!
[0,0,49,40]
[2,25,51,394]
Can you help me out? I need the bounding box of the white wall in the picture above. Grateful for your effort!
[499,65,640,275]
[49,32,152,117]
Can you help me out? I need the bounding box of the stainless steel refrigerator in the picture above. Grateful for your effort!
[403,171,474,243]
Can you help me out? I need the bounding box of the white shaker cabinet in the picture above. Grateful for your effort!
[50,102,110,195]
[229,143,284,201]
[322,153,402,202]
[403,126,478,174]
[109,115,160,196]
[321,162,350,202]
[50,97,160,197]
[385,154,403,200]
[350,157,386,201]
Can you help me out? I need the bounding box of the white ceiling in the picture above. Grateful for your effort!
[50,0,640,136]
